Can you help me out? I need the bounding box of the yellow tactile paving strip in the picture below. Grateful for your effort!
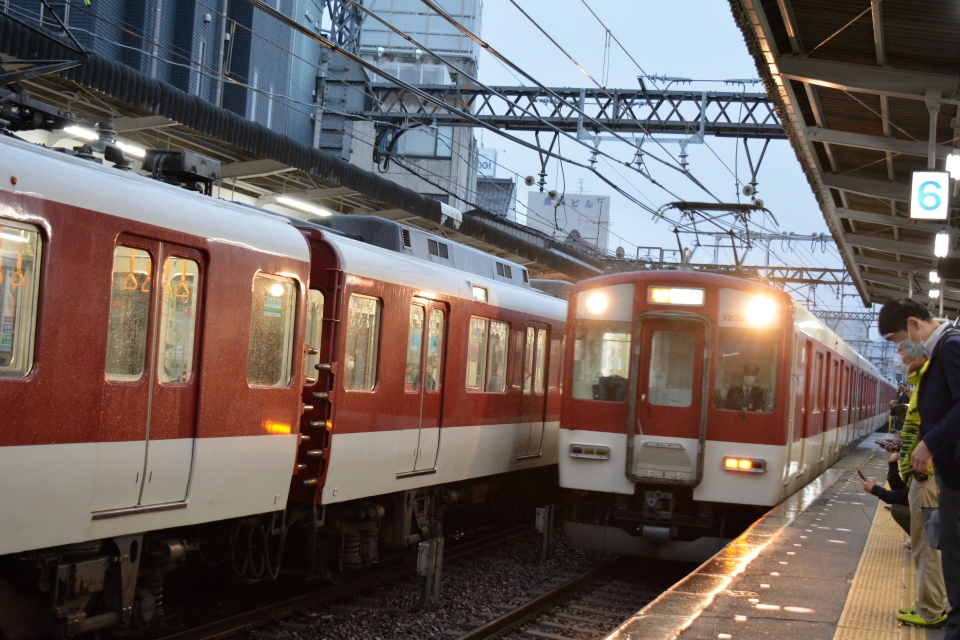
[834,499,928,640]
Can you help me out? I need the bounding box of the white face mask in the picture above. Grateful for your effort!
[893,352,912,375]
[743,376,756,387]
[899,324,925,359]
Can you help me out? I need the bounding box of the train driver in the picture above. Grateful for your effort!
[725,363,766,411]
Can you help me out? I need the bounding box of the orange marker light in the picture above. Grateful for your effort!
[263,421,292,435]
[738,459,753,470]
[725,458,739,469]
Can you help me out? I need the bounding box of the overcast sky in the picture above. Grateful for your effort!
[470,0,854,310]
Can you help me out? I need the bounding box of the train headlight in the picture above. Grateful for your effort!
[584,292,608,315]
[745,296,777,327]
[722,456,766,473]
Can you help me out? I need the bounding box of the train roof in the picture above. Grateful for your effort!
[0,135,310,264]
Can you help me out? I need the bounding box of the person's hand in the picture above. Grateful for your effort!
[912,441,934,475]
[859,477,876,492]
[890,452,900,462]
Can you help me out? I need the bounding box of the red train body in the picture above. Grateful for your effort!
[0,134,564,638]
[559,271,896,560]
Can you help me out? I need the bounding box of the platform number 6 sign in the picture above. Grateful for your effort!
[911,171,950,220]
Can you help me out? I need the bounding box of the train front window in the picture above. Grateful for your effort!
[572,283,634,402]
[648,331,695,407]
[0,221,41,378]
[715,327,778,413]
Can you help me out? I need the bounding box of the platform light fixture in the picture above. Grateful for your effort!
[276,196,332,217]
[931,270,941,284]
[935,231,950,257]
[931,288,941,300]
[63,125,98,141]
[948,152,960,181]
[0,231,28,243]
[115,141,146,158]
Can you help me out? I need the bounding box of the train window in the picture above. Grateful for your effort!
[572,283,634,402]
[648,331,695,407]
[405,304,425,392]
[811,353,823,412]
[466,317,489,391]
[486,320,510,393]
[105,246,153,382]
[715,326,777,413]
[157,257,200,384]
[303,290,325,383]
[343,294,381,391]
[247,275,297,388]
[534,328,548,395]
[0,221,41,378]
[425,309,444,391]
[523,327,535,395]
[831,360,839,409]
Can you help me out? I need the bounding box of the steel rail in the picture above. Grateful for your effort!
[159,524,532,640]
[456,561,612,640]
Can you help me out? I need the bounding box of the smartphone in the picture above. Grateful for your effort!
[856,468,866,481]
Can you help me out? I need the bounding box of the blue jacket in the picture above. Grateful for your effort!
[918,328,960,491]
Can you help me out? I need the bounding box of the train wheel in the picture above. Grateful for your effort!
[0,578,47,640]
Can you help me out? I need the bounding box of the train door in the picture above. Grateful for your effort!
[397,298,447,474]
[630,316,707,484]
[518,325,549,458]
[92,240,203,512]
[824,355,838,461]
[804,349,825,467]
[785,333,803,480]
[140,247,204,505]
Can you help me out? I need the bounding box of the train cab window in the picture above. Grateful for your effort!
[105,246,153,382]
[303,290,325,383]
[572,283,634,402]
[425,309,444,391]
[247,274,297,388]
[523,328,535,395]
[0,222,41,378]
[649,331,695,406]
[344,294,381,391]
[157,257,200,384]
[405,305,425,392]
[534,328,548,395]
[715,326,777,413]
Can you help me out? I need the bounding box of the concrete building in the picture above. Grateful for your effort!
[524,192,611,252]
[346,0,483,213]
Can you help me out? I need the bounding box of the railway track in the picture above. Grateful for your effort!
[159,524,532,640]
[456,558,655,640]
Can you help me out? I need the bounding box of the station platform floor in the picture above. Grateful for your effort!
[606,440,947,640]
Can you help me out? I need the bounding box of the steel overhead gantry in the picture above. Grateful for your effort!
[359,84,786,139]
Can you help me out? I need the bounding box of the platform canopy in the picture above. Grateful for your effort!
[730,0,960,314]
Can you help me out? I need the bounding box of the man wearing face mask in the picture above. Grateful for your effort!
[725,363,765,411]
[879,298,960,635]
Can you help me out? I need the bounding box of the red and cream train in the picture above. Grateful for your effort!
[0,133,565,638]
[559,271,896,560]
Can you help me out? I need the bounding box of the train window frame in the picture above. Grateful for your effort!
[485,320,510,393]
[156,256,201,385]
[246,274,298,389]
[811,353,823,413]
[572,282,634,403]
[466,316,489,392]
[405,303,425,393]
[0,220,42,379]
[343,294,382,392]
[105,245,154,383]
[425,308,444,392]
[522,327,535,395]
[534,328,548,396]
[303,289,325,385]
